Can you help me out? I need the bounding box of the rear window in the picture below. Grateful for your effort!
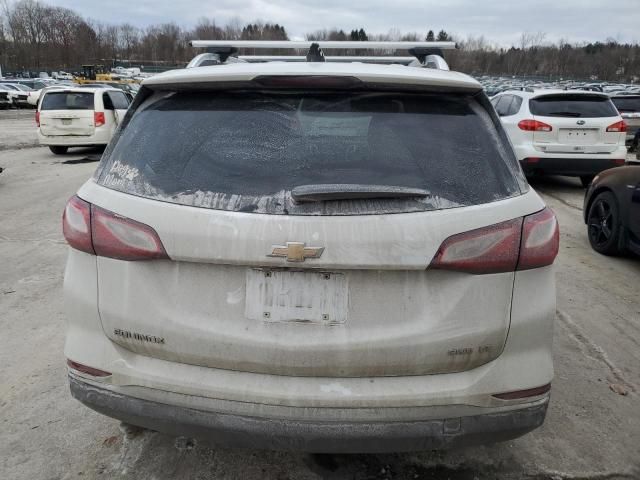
[41,92,94,110]
[96,90,523,215]
[529,94,618,118]
[611,97,640,113]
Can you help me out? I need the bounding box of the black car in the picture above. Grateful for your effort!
[584,165,640,255]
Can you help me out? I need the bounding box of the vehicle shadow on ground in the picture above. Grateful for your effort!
[527,175,584,192]
[50,146,104,164]
[96,426,540,480]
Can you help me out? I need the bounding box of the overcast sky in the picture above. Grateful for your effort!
[45,0,638,46]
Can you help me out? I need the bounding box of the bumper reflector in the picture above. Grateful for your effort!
[492,383,551,400]
[67,359,111,377]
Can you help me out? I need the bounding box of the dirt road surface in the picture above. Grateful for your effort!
[0,110,38,150]
[1,145,638,480]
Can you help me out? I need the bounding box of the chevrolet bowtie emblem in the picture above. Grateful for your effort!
[268,242,324,262]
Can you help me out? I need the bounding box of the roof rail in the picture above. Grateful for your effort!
[187,40,456,70]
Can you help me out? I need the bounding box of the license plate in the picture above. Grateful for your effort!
[559,128,597,144]
[245,269,348,324]
[61,119,72,125]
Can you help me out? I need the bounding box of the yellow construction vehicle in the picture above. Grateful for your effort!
[74,65,139,85]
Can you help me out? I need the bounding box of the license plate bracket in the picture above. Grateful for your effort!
[559,128,597,144]
[245,269,348,324]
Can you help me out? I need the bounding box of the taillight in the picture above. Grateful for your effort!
[62,195,94,254]
[62,195,169,261]
[430,218,523,274]
[35,111,40,127]
[518,119,553,132]
[430,207,559,275]
[94,111,105,127]
[517,208,559,271]
[606,120,627,132]
[91,205,169,261]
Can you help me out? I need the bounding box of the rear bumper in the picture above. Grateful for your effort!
[519,157,625,176]
[69,374,548,453]
[37,129,110,146]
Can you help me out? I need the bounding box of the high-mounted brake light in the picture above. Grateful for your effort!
[430,208,559,275]
[62,195,169,261]
[517,208,559,271]
[430,218,523,274]
[606,120,627,132]
[35,111,40,127]
[518,119,553,132]
[252,75,362,89]
[94,111,105,127]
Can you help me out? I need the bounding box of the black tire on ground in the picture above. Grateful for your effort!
[587,191,621,256]
[580,175,595,187]
[49,146,68,155]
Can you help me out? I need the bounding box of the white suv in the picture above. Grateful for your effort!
[37,87,130,154]
[62,43,559,452]
[492,90,628,186]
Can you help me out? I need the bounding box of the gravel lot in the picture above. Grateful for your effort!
[0,109,38,151]
[0,123,639,479]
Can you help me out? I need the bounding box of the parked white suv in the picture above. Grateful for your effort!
[492,90,628,186]
[63,44,559,452]
[37,87,130,154]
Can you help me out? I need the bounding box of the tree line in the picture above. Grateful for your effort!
[0,0,638,81]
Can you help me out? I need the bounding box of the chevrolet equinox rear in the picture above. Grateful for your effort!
[62,58,559,452]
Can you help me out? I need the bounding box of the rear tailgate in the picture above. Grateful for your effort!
[39,91,95,136]
[83,183,544,377]
[530,94,623,153]
[86,86,534,378]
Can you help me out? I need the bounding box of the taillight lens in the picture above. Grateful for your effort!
[606,120,627,132]
[94,111,105,127]
[518,119,553,132]
[91,205,169,261]
[62,195,169,261]
[35,111,40,127]
[62,195,94,254]
[430,218,523,274]
[430,208,559,275]
[517,207,559,270]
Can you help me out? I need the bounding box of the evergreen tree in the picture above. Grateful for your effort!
[436,30,450,41]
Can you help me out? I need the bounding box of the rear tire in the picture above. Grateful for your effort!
[580,175,595,188]
[587,191,621,256]
[49,146,68,155]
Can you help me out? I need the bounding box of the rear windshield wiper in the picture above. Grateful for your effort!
[291,184,430,203]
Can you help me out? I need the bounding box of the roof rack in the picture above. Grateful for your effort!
[187,40,457,70]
